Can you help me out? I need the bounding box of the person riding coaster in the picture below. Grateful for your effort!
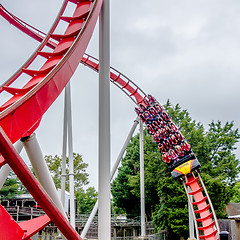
[174,145,185,157]
[158,129,166,139]
[158,143,167,153]
[175,131,184,141]
[169,134,178,145]
[152,133,161,143]
[162,152,171,163]
[139,103,147,112]
[169,120,178,131]
[147,94,157,105]
[169,149,179,162]
[152,120,160,130]
[144,111,154,121]
[149,106,158,116]
[163,138,171,150]
[164,125,172,135]
[143,98,150,108]
[161,111,170,122]
[181,141,191,152]
[134,107,142,116]
[147,124,155,134]
[156,117,166,127]
[154,103,163,113]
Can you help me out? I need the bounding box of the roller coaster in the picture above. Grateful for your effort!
[0,1,222,240]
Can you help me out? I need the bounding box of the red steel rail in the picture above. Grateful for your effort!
[0,0,103,144]
[0,3,146,107]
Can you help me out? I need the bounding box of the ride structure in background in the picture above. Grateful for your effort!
[0,2,222,240]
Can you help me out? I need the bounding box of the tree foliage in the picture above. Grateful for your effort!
[0,171,27,199]
[111,100,240,239]
[231,182,240,203]
[45,153,98,214]
[45,153,89,192]
[75,187,98,214]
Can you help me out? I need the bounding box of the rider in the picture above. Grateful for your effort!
[147,94,156,105]
[175,145,184,157]
[162,152,171,163]
[169,134,178,145]
[169,149,179,162]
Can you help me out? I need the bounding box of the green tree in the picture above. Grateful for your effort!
[0,171,27,199]
[75,187,98,214]
[45,153,89,192]
[111,131,161,218]
[230,182,240,203]
[111,100,240,239]
[45,153,99,214]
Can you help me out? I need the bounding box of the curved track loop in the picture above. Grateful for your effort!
[0,4,146,107]
[184,173,219,240]
[0,0,103,145]
[0,0,103,239]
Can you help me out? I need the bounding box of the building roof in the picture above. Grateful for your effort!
[13,193,33,199]
[226,203,240,219]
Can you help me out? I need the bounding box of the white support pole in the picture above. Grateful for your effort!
[188,188,195,239]
[61,87,68,208]
[81,200,99,239]
[0,141,24,189]
[111,117,139,179]
[140,120,146,237]
[99,0,111,238]
[183,182,200,240]
[66,82,76,229]
[22,133,66,218]
[81,118,139,239]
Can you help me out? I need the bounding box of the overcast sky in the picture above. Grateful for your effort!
[1,0,240,189]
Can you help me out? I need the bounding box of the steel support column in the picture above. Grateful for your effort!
[99,0,111,238]
[60,82,75,228]
[188,187,195,239]
[81,118,139,239]
[66,82,76,228]
[22,133,66,218]
[140,120,146,237]
[61,87,68,209]
[0,141,23,189]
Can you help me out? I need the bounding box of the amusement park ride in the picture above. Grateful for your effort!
[0,1,226,240]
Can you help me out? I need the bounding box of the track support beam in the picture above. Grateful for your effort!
[98,0,111,238]
[140,120,146,237]
[0,141,23,189]
[22,133,66,217]
[81,118,139,238]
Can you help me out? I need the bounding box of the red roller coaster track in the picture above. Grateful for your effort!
[0,0,103,239]
[0,2,220,240]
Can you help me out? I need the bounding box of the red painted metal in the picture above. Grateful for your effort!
[19,215,51,239]
[0,126,81,239]
[0,204,25,240]
[185,174,218,240]
[0,0,103,238]
[0,155,6,166]
[0,6,146,106]
[0,0,103,145]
